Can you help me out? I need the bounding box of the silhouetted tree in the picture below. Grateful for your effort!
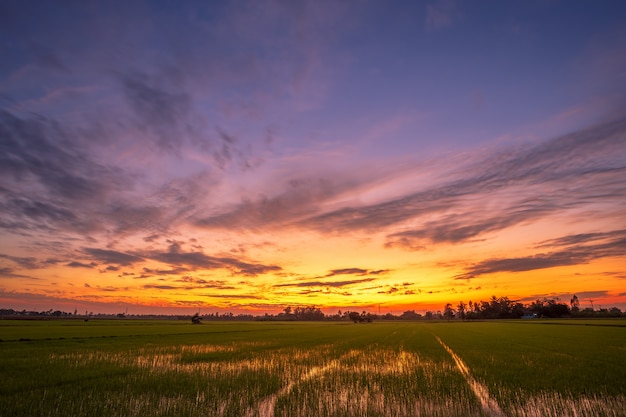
[457,301,467,320]
[348,311,361,323]
[293,306,324,320]
[361,311,374,323]
[443,303,455,320]
[530,298,570,318]
[570,294,580,314]
[400,310,421,320]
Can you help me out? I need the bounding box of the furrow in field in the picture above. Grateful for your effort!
[436,336,504,417]
[246,356,343,417]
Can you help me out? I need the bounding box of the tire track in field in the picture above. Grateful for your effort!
[245,355,345,417]
[435,336,504,417]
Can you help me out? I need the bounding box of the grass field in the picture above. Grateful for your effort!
[0,319,624,416]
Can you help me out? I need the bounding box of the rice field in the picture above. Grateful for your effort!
[0,319,624,416]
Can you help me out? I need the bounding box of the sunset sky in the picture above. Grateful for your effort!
[1,1,625,315]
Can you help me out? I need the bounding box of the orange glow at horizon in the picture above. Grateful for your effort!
[3,219,624,315]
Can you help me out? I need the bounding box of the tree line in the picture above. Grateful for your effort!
[2,295,624,323]
[439,295,624,320]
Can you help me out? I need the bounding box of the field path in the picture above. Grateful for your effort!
[245,356,343,417]
[435,336,504,417]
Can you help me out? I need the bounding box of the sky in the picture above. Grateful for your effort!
[1,0,625,315]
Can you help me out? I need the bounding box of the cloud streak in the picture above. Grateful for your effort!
[275,278,377,288]
[0,267,41,280]
[120,72,192,153]
[192,117,626,251]
[84,248,144,266]
[144,242,281,277]
[456,230,626,280]
[308,117,626,244]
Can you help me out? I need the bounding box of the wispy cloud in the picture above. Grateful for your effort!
[575,290,611,299]
[536,230,626,249]
[141,267,188,277]
[0,110,124,202]
[385,201,553,247]
[456,229,626,280]
[319,268,390,278]
[326,268,368,276]
[67,261,96,269]
[602,271,626,280]
[272,266,391,292]
[146,241,281,277]
[142,284,178,291]
[0,253,39,269]
[0,267,41,280]
[194,176,356,230]
[143,279,238,291]
[516,290,612,303]
[299,117,626,243]
[275,278,377,288]
[83,248,144,266]
[0,110,133,236]
[120,72,192,153]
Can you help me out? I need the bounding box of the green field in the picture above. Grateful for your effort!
[1,319,624,417]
